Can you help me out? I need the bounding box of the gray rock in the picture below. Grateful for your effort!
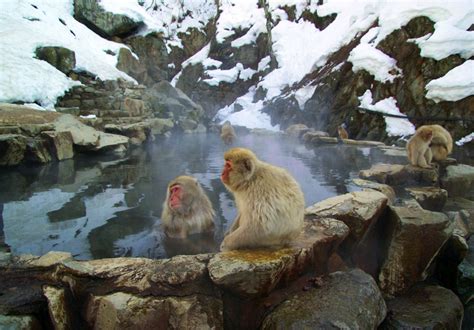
[0,315,42,330]
[359,163,438,186]
[208,218,349,298]
[0,134,27,166]
[25,137,51,163]
[35,46,76,74]
[285,124,310,138]
[441,164,474,197]
[381,284,463,329]
[261,269,387,329]
[378,205,453,296]
[352,178,396,204]
[405,186,448,211]
[301,131,329,143]
[146,118,174,135]
[43,285,74,330]
[85,292,223,329]
[41,131,74,160]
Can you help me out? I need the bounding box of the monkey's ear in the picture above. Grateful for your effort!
[243,158,253,173]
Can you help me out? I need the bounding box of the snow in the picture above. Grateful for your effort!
[426,60,474,102]
[0,0,134,108]
[294,85,317,110]
[456,132,474,146]
[358,90,415,137]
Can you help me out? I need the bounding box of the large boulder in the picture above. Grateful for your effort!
[381,284,463,329]
[359,163,438,186]
[208,218,349,298]
[405,186,448,211]
[35,46,76,74]
[441,164,474,198]
[261,269,387,329]
[352,178,396,204]
[74,0,143,38]
[378,204,453,296]
[0,134,27,166]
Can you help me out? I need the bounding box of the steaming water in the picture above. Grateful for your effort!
[0,133,409,260]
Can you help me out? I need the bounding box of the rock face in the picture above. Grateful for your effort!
[261,269,387,329]
[74,0,143,38]
[359,163,438,186]
[35,46,76,74]
[378,205,453,296]
[441,164,474,198]
[381,284,463,329]
[405,186,448,211]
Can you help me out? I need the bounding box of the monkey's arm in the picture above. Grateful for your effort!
[224,214,241,236]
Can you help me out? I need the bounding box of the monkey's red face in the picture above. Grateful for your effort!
[168,184,182,210]
[221,160,232,184]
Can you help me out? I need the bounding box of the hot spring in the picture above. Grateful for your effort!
[0,133,409,260]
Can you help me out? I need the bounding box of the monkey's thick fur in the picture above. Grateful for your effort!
[220,148,305,251]
[161,176,215,238]
[425,124,453,161]
[338,125,348,140]
[407,126,433,168]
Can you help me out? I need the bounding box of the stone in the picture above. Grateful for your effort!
[0,126,20,135]
[405,186,448,211]
[377,146,407,157]
[301,130,329,143]
[43,285,74,329]
[359,163,438,186]
[31,251,73,267]
[381,284,463,329]
[261,269,386,329]
[0,315,42,330]
[105,122,150,146]
[208,218,349,298]
[122,98,146,117]
[0,134,27,166]
[305,191,388,259]
[352,178,396,204]
[378,205,453,296]
[342,139,385,146]
[41,131,74,160]
[441,164,474,197]
[306,136,339,145]
[85,292,223,329]
[146,118,174,135]
[35,46,76,74]
[25,137,51,164]
[457,237,474,305]
[285,124,309,138]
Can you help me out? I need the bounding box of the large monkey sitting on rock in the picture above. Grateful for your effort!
[220,148,305,251]
[407,126,433,168]
[161,176,215,238]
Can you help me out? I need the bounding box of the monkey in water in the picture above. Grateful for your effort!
[424,124,453,161]
[338,123,349,140]
[220,147,305,251]
[161,176,215,238]
[406,126,433,168]
[220,121,236,145]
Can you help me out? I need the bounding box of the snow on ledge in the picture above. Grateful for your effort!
[456,132,474,146]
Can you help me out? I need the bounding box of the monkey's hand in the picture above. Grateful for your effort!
[224,215,241,236]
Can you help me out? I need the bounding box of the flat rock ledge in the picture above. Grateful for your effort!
[359,163,438,186]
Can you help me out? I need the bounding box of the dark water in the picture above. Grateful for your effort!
[0,133,410,260]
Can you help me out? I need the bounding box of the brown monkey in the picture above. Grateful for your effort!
[123,97,145,117]
[406,126,433,168]
[220,121,236,145]
[220,148,305,251]
[338,123,349,140]
[425,124,453,161]
[161,176,215,238]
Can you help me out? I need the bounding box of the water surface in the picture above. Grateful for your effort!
[0,133,408,260]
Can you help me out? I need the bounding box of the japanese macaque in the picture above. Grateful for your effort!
[123,97,145,117]
[338,123,349,140]
[220,148,305,251]
[161,176,215,238]
[220,121,236,145]
[407,126,433,168]
[426,124,453,161]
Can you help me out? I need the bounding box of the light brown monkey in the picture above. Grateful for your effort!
[161,175,215,238]
[220,121,236,145]
[425,124,453,161]
[406,126,433,168]
[220,148,305,251]
[123,97,145,117]
[338,123,349,140]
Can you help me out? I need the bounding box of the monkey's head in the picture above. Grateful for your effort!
[221,148,257,190]
[167,175,200,215]
[418,127,433,142]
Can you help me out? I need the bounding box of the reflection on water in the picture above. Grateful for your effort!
[0,133,407,260]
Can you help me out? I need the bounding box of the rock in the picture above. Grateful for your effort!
[285,124,310,138]
[378,205,453,296]
[305,136,339,145]
[342,139,385,146]
[0,125,20,135]
[208,218,349,297]
[21,123,55,136]
[85,292,223,329]
[261,269,386,329]
[359,163,438,186]
[377,146,407,157]
[25,137,51,163]
[405,186,448,211]
[31,251,73,267]
[0,134,27,166]
[305,191,388,260]
[352,178,396,204]
[381,284,463,329]
[457,237,474,305]
[43,285,75,329]
[105,122,151,145]
[122,98,146,117]
[146,118,174,135]
[41,131,74,160]
[74,0,143,38]
[0,315,42,330]
[463,301,474,330]
[35,46,76,74]
[301,131,329,143]
[441,164,474,197]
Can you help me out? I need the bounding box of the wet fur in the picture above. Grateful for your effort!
[161,175,215,238]
[220,121,236,145]
[407,126,433,168]
[220,148,305,251]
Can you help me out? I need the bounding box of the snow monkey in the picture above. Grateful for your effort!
[220,147,305,251]
[406,126,434,168]
[338,123,349,140]
[161,176,215,238]
[220,120,236,145]
[425,124,453,161]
